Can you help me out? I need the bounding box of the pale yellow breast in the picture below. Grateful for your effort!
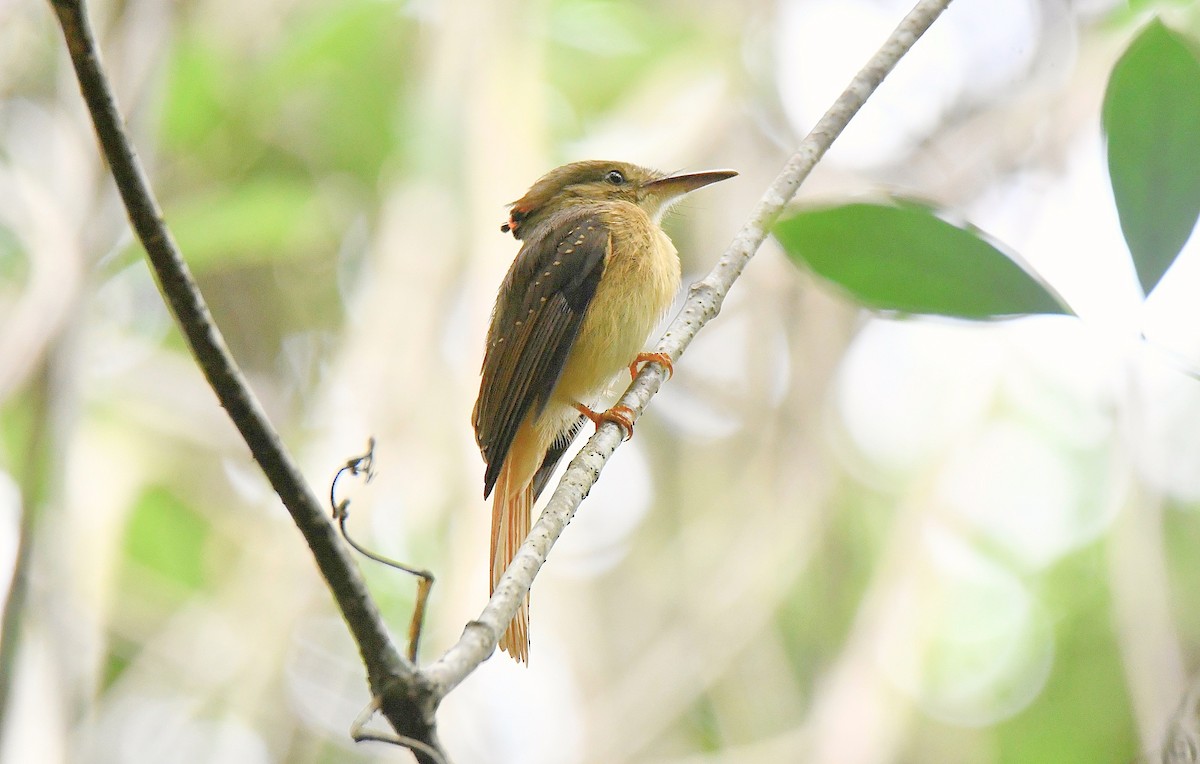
[551,201,680,408]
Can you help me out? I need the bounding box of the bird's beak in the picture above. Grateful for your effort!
[641,169,737,221]
[643,169,738,199]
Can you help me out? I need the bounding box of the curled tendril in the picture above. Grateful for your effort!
[330,437,434,664]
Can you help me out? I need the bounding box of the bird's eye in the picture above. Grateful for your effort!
[605,170,625,185]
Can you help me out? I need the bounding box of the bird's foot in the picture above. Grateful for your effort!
[574,403,637,441]
[628,352,674,381]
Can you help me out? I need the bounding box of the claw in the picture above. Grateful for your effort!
[628,351,674,381]
[574,403,636,440]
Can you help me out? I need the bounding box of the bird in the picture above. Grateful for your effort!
[472,159,736,662]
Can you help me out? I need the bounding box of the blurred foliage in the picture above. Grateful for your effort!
[121,486,213,593]
[544,0,727,135]
[775,482,890,686]
[0,391,35,473]
[992,547,1137,764]
[167,174,337,271]
[1164,506,1200,646]
[100,633,137,692]
[0,225,24,286]
[160,0,415,185]
[149,0,418,370]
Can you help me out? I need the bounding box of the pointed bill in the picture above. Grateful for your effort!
[644,169,738,198]
[642,169,737,220]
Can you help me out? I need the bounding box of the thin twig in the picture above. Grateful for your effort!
[421,0,957,697]
[351,698,449,764]
[45,0,436,755]
[331,439,436,663]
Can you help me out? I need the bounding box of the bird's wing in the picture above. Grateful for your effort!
[473,207,610,498]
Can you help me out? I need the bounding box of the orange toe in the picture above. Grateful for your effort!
[603,405,636,440]
[629,351,674,381]
[574,403,636,440]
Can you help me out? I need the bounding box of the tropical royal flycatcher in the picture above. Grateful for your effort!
[473,160,736,662]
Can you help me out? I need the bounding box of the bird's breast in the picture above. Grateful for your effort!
[553,203,681,405]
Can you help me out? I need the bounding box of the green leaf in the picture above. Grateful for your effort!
[773,202,1071,319]
[1103,19,1200,295]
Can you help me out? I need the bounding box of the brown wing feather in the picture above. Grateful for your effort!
[473,208,610,498]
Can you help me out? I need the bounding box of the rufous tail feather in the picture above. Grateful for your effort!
[490,450,533,663]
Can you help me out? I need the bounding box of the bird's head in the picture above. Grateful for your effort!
[501,160,737,239]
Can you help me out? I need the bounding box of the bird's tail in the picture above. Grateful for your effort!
[490,449,533,663]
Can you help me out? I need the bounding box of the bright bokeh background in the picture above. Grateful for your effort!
[2,0,1200,762]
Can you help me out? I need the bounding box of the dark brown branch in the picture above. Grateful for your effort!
[45,1,441,760]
